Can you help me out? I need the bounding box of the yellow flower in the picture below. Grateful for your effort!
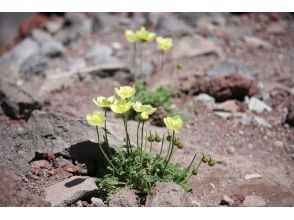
[163,115,183,131]
[136,27,156,42]
[115,85,136,99]
[132,101,156,120]
[86,111,105,127]
[93,96,115,108]
[110,99,132,114]
[125,30,138,43]
[156,36,173,51]
[131,101,144,112]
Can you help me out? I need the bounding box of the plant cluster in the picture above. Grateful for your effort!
[125,27,173,79]
[86,85,215,202]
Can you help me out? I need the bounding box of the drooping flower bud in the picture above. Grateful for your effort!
[208,159,216,167]
[202,155,210,163]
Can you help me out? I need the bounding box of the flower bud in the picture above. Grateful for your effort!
[155,135,161,142]
[208,159,216,167]
[166,135,172,141]
[176,141,184,149]
[192,168,198,175]
[202,155,210,163]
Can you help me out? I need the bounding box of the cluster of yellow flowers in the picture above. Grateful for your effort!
[125,27,173,52]
[86,85,183,132]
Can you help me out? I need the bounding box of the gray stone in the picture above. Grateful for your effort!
[19,53,48,77]
[213,100,240,113]
[65,13,93,37]
[214,111,233,120]
[91,197,106,207]
[0,38,39,81]
[195,93,215,103]
[32,29,52,42]
[0,125,36,175]
[41,38,66,57]
[254,116,272,128]
[241,114,253,126]
[243,195,266,207]
[146,182,191,207]
[172,35,222,59]
[156,14,193,37]
[244,36,272,49]
[45,176,98,206]
[46,18,64,34]
[245,173,262,180]
[26,110,124,173]
[86,43,120,65]
[0,79,41,119]
[247,97,272,113]
[211,14,226,26]
[176,12,205,27]
[108,187,138,207]
[220,195,235,206]
[208,60,256,80]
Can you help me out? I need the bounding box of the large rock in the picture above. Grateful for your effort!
[208,60,256,80]
[182,74,259,102]
[45,176,98,206]
[172,35,223,59]
[145,182,191,207]
[0,38,39,81]
[0,79,41,119]
[156,14,193,37]
[0,124,34,175]
[86,43,120,65]
[0,168,49,207]
[108,187,138,207]
[26,110,125,173]
[19,53,48,77]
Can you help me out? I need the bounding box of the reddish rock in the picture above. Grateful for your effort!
[30,160,51,170]
[181,74,259,102]
[34,150,56,162]
[230,193,246,206]
[20,14,48,37]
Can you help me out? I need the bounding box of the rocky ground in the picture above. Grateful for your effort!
[0,12,293,207]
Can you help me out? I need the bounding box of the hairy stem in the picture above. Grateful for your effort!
[176,152,199,183]
[140,121,145,164]
[136,121,141,147]
[159,133,165,157]
[96,126,117,172]
[104,110,112,156]
[162,130,175,174]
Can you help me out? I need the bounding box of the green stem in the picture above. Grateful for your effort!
[162,130,175,174]
[165,134,172,161]
[149,141,153,153]
[144,131,148,151]
[140,121,145,164]
[133,42,137,80]
[176,152,199,183]
[96,126,117,172]
[104,110,112,156]
[159,133,165,157]
[123,115,131,154]
[136,121,141,147]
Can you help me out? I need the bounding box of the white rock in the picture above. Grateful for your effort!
[244,36,272,49]
[214,111,233,120]
[254,116,272,128]
[247,97,272,113]
[245,173,262,180]
[196,93,215,103]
